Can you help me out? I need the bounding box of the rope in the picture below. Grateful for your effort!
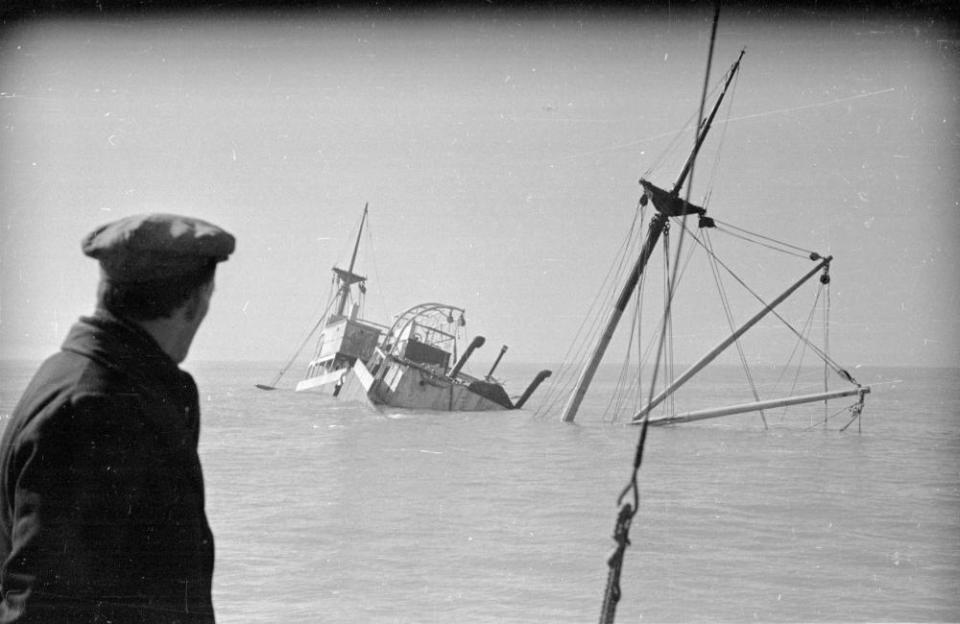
[605,293,644,424]
[840,394,865,433]
[601,209,652,423]
[703,230,767,428]
[362,211,393,326]
[701,69,740,213]
[823,269,832,425]
[634,272,646,418]
[259,290,338,389]
[798,394,864,432]
[680,222,857,385]
[599,2,722,620]
[599,413,648,624]
[780,288,819,424]
[602,217,697,424]
[662,227,675,419]
[711,219,814,258]
[536,201,646,419]
[641,105,702,180]
[599,502,636,624]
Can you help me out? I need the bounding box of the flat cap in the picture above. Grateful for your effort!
[82,213,235,282]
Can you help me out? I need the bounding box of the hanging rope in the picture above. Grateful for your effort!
[606,293,644,424]
[599,2,722,621]
[599,502,635,624]
[801,399,857,431]
[662,226,677,419]
[256,292,338,390]
[823,266,832,425]
[703,229,768,428]
[680,222,859,386]
[361,211,393,326]
[602,207,653,423]
[634,265,646,418]
[778,286,821,424]
[840,394,865,433]
[536,200,646,419]
[640,104,703,181]
[599,418,647,624]
[700,69,740,215]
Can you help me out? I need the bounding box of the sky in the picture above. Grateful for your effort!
[0,3,957,370]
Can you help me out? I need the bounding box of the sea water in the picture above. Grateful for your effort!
[1,361,957,623]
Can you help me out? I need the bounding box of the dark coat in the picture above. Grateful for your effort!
[0,314,215,623]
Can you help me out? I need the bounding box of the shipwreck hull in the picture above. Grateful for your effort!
[356,359,511,411]
[294,358,511,411]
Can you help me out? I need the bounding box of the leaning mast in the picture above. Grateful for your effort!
[561,52,744,424]
[333,203,369,318]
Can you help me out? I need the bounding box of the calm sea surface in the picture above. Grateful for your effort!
[1,360,957,623]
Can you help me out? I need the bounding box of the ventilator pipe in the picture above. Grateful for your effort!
[485,345,508,381]
[514,370,553,409]
[450,336,485,379]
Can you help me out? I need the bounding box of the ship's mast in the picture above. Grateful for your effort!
[334,203,369,317]
[672,49,744,194]
[346,204,367,278]
[561,53,744,424]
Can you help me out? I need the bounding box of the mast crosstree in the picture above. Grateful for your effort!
[562,51,743,424]
[559,49,869,426]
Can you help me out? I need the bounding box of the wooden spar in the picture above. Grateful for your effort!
[561,213,668,423]
[641,386,871,426]
[672,49,744,194]
[347,203,367,276]
[632,255,833,422]
[336,203,368,317]
[560,53,746,424]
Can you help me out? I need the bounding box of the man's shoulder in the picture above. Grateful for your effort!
[7,351,129,429]
[33,349,124,396]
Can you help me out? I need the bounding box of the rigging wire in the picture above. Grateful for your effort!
[662,227,676,420]
[823,270,832,425]
[606,322,640,424]
[258,285,339,389]
[604,231,651,424]
[778,286,820,424]
[711,226,810,259]
[702,229,768,428]
[536,202,646,418]
[599,4,722,624]
[361,210,393,327]
[606,261,651,424]
[605,219,703,424]
[641,105,699,179]
[801,399,862,432]
[771,286,820,391]
[679,222,857,384]
[541,213,638,412]
[633,266,646,418]
[641,64,729,182]
[700,68,741,214]
[712,218,814,257]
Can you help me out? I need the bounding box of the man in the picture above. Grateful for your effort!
[0,213,235,623]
